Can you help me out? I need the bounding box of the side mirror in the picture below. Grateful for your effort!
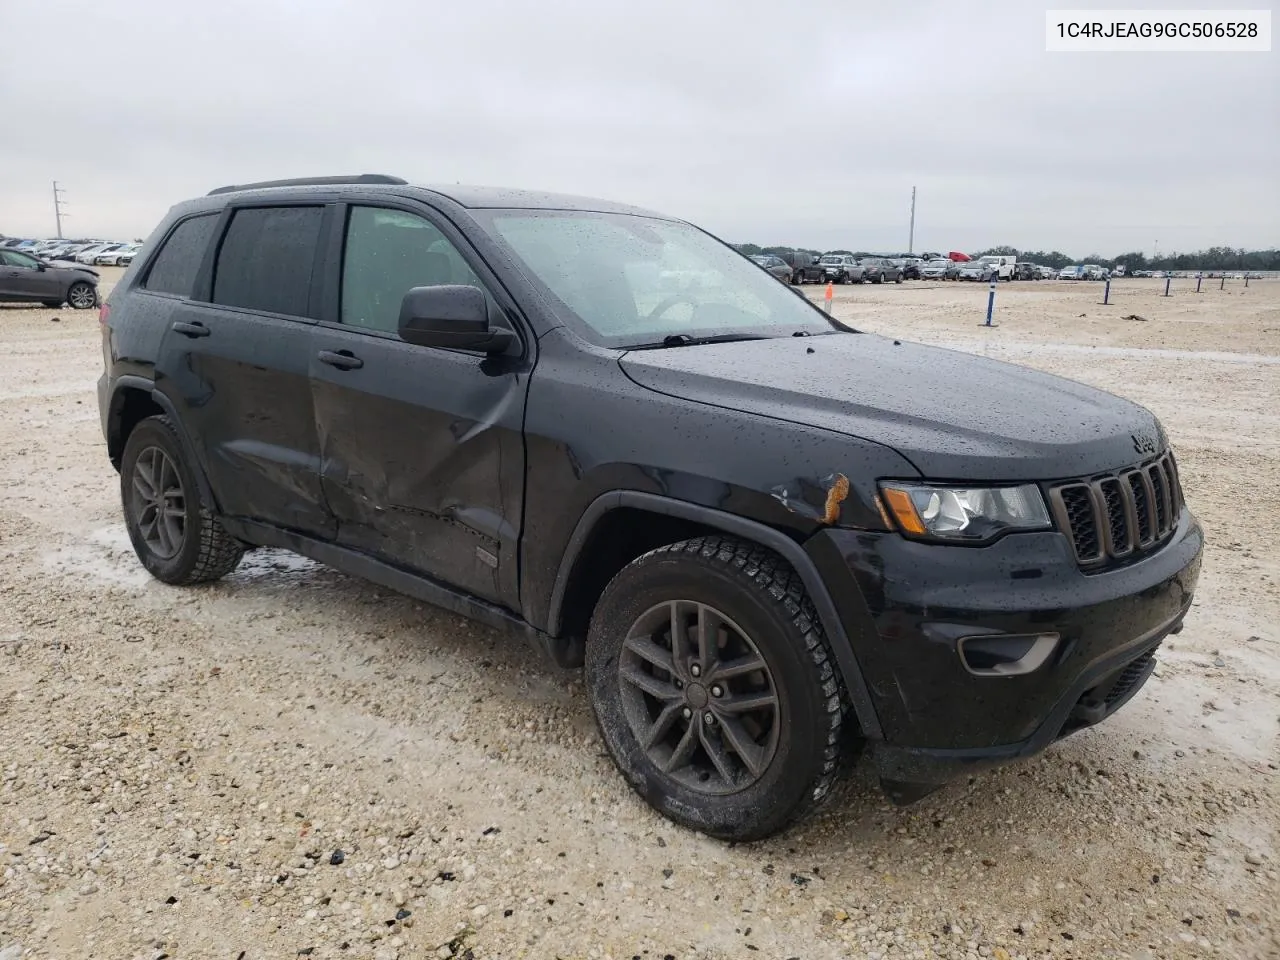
[397,285,513,354]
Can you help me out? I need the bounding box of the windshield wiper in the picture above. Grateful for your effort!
[627,333,772,350]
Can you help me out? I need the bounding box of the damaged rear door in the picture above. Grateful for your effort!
[309,201,530,609]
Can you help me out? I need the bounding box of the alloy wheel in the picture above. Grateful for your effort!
[618,600,780,795]
[68,283,96,309]
[130,446,186,559]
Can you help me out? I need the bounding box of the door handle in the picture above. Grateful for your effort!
[171,321,210,338]
[317,349,363,370]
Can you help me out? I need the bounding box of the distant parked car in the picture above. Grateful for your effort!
[818,254,863,284]
[1013,262,1041,281]
[1081,264,1106,281]
[1038,265,1057,279]
[749,255,792,283]
[92,243,132,265]
[0,250,100,308]
[920,258,960,280]
[958,261,997,281]
[782,252,825,284]
[75,243,118,264]
[890,257,924,280]
[976,255,1016,280]
[858,257,903,284]
[1059,265,1083,280]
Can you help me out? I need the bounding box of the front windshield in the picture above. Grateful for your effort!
[480,210,836,347]
[928,259,950,266]
[819,255,841,265]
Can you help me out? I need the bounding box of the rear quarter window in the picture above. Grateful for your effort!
[143,214,218,297]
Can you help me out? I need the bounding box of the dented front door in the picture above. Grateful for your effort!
[308,327,527,606]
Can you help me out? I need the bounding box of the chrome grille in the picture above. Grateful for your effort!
[1049,452,1183,568]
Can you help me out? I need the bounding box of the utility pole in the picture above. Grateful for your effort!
[52,181,69,239]
[908,186,917,254]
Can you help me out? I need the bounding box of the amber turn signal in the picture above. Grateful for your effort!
[881,486,927,536]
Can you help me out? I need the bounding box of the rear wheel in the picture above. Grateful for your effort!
[121,415,244,585]
[66,282,97,309]
[586,537,854,841]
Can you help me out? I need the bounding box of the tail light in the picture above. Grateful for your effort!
[98,302,110,327]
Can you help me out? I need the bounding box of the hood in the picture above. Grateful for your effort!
[619,334,1162,481]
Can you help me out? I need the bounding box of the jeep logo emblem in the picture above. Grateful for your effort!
[1132,432,1157,455]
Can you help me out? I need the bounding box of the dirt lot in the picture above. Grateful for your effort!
[1,272,1276,960]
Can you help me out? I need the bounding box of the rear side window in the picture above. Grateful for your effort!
[212,206,324,317]
[143,214,217,297]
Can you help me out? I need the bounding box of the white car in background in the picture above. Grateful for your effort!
[976,255,1016,280]
[98,243,139,266]
[75,243,117,264]
[1059,265,1083,280]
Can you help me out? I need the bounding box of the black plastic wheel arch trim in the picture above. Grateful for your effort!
[106,376,220,514]
[548,490,884,741]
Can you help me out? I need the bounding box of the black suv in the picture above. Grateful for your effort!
[98,175,1203,841]
[781,251,825,284]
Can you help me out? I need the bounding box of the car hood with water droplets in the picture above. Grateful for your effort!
[618,333,1162,481]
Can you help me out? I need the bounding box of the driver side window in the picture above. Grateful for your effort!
[2,251,38,269]
[340,206,486,334]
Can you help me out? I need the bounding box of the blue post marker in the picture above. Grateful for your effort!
[984,277,997,326]
[1103,278,1111,304]
[1220,275,1226,291]
[1196,273,1203,293]
[1164,276,1172,297]
[1245,274,1250,288]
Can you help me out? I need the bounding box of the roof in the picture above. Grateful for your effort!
[202,174,670,218]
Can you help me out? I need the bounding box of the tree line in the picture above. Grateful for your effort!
[734,243,1280,272]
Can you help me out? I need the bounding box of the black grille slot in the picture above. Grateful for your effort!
[1058,485,1101,563]
[1050,453,1184,569]
[1097,477,1132,555]
[1126,471,1154,545]
[1148,462,1170,534]
[1105,644,1159,706]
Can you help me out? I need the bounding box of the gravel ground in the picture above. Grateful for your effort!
[0,273,1276,960]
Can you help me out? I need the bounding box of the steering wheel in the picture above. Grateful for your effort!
[646,294,699,321]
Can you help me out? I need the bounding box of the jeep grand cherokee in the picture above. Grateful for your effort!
[98,174,1202,840]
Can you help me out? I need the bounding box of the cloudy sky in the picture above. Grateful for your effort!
[1,0,1275,255]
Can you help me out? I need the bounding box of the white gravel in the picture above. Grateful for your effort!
[0,274,1277,959]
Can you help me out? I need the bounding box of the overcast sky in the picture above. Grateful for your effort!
[1,0,1275,255]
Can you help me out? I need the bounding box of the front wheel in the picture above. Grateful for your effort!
[586,537,854,841]
[894,274,903,284]
[66,282,97,309]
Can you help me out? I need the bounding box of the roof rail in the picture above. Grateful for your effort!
[207,174,408,196]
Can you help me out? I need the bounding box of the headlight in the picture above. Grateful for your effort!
[879,483,1051,542]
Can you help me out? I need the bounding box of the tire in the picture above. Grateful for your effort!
[121,415,244,585]
[872,274,883,284]
[586,536,854,841]
[894,273,903,284]
[66,281,97,310]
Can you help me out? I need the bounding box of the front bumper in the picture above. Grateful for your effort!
[806,509,1202,799]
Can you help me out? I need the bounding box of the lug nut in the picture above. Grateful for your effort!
[681,707,692,719]
[703,712,715,726]
[690,664,701,678]
[710,685,723,698]
[674,678,684,690]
